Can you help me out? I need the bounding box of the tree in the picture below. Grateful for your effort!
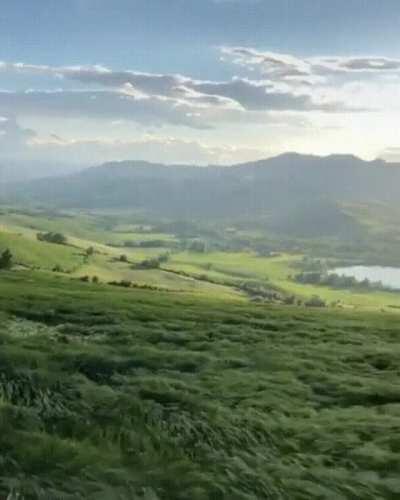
[86,246,95,257]
[0,249,12,270]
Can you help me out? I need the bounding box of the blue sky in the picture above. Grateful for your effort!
[1,0,400,166]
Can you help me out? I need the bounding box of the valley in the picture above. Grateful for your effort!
[1,204,400,312]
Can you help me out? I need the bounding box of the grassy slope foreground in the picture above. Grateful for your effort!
[0,271,400,498]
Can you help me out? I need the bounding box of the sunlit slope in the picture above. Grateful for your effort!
[0,217,243,299]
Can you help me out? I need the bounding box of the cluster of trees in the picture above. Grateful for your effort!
[37,232,67,245]
[238,280,283,302]
[295,271,387,291]
[108,280,170,292]
[134,253,170,270]
[123,239,176,249]
[298,256,327,272]
[188,239,207,253]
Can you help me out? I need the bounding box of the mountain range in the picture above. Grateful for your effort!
[4,153,400,238]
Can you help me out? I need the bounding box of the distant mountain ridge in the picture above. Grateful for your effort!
[5,153,400,238]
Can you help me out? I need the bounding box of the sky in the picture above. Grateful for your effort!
[1,0,400,168]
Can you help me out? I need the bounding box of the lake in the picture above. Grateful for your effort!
[331,266,400,290]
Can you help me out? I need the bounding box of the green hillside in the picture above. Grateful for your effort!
[1,270,400,498]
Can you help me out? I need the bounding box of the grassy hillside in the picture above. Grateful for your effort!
[0,270,400,498]
[0,210,244,300]
[0,228,84,271]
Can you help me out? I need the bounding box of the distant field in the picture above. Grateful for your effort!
[171,251,400,311]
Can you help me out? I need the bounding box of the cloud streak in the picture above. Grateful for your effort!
[222,47,400,84]
[0,59,353,131]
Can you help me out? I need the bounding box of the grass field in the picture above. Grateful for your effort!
[0,270,400,498]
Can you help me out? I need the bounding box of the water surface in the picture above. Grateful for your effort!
[332,266,400,290]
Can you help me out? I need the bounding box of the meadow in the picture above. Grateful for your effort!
[1,270,400,498]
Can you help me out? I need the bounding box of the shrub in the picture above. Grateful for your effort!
[109,280,132,288]
[305,295,326,307]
